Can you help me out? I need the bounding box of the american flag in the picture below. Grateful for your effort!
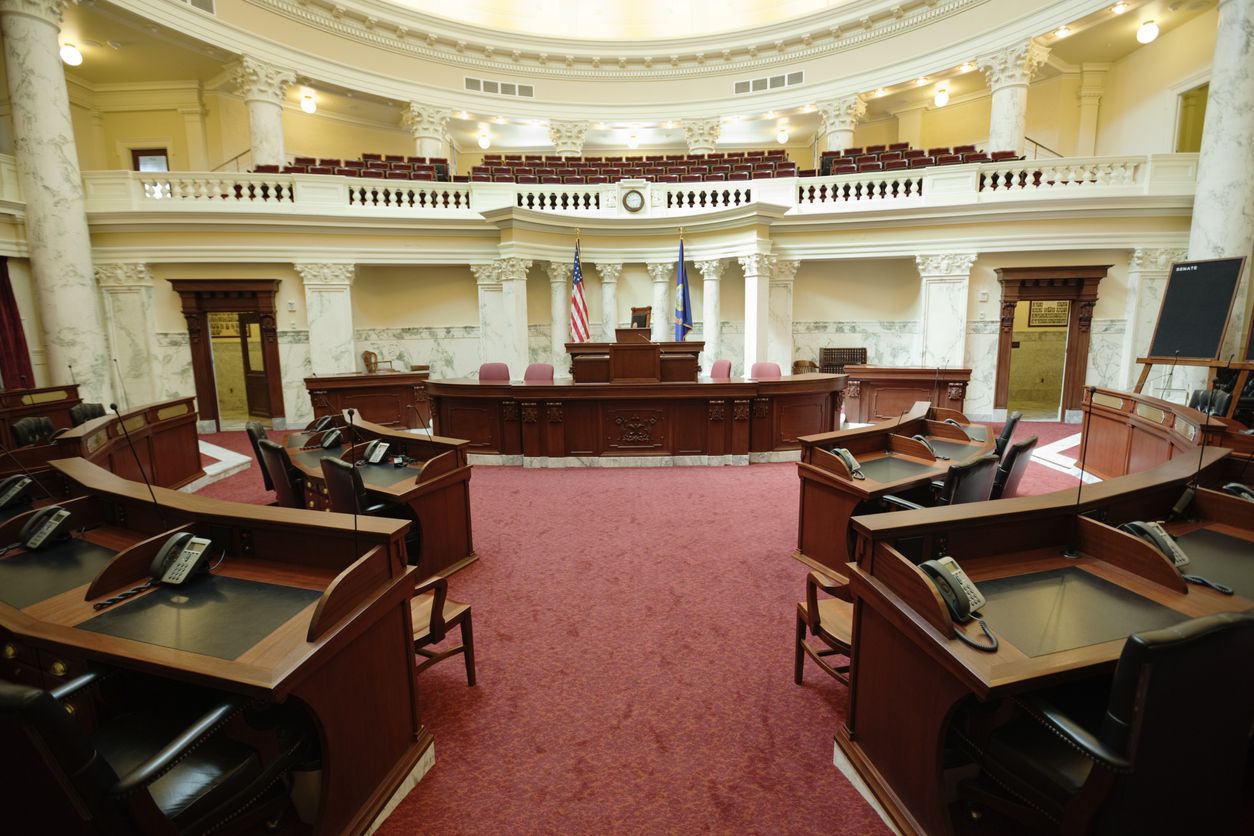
[569,240,590,342]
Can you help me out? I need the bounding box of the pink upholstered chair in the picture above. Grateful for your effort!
[750,362,782,379]
[710,359,732,378]
[479,362,510,381]
[523,363,554,382]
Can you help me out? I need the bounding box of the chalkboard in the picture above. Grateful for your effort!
[1146,257,1245,362]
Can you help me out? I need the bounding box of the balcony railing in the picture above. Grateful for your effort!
[66,153,1198,221]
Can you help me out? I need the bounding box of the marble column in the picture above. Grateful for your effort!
[1075,64,1108,157]
[681,118,721,155]
[231,56,295,168]
[978,40,1050,155]
[767,260,799,373]
[646,262,674,341]
[0,0,112,402]
[1121,247,1188,391]
[295,263,356,375]
[817,96,866,153]
[95,263,158,407]
[1188,0,1254,360]
[546,261,571,376]
[597,263,621,341]
[402,102,452,160]
[739,253,774,374]
[916,253,977,368]
[472,258,530,378]
[694,260,724,373]
[549,120,589,157]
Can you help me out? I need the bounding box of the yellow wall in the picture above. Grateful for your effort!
[98,109,190,170]
[920,96,991,150]
[283,110,412,162]
[352,265,479,328]
[794,258,920,320]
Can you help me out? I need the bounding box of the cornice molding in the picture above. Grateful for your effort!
[0,0,72,27]
[916,252,977,276]
[294,262,355,286]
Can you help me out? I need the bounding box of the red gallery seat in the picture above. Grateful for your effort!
[335,167,360,177]
[362,153,383,161]
[384,154,405,162]
[857,161,883,172]
[864,145,886,154]
[909,157,934,168]
[883,159,909,171]
[935,154,963,165]
[317,158,341,167]
[293,156,317,165]
[888,142,910,151]
[253,164,280,173]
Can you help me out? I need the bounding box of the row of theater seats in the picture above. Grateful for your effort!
[8,403,106,447]
[471,149,797,184]
[254,153,452,181]
[819,143,1020,175]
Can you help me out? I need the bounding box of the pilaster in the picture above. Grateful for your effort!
[546,261,572,376]
[767,260,799,372]
[646,262,674,342]
[1075,64,1108,157]
[1122,247,1188,391]
[916,253,977,368]
[596,263,622,341]
[95,263,158,406]
[694,260,724,374]
[295,263,356,375]
[473,259,530,377]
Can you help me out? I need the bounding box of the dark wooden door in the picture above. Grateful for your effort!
[239,313,272,418]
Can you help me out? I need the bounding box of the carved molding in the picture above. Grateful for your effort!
[546,402,564,423]
[545,261,572,285]
[845,380,861,399]
[401,102,451,141]
[1077,300,1095,332]
[738,253,775,276]
[999,300,1017,333]
[1130,247,1188,273]
[502,401,520,421]
[753,398,770,418]
[708,401,726,421]
[521,402,539,423]
[295,263,355,288]
[94,263,153,289]
[947,382,966,401]
[0,0,71,25]
[817,95,866,134]
[596,263,623,285]
[977,39,1050,90]
[549,120,589,156]
[681,118,721,153]
[231,55,297,105]
[646,262,675,284]
[694,260,725,283]
[611,412,660,447]
[916,253,977,277]
[732,400,751,421]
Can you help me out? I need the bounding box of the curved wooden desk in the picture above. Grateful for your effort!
[0,397,204,490]
[284,414,475,578]
[305,370,431,430]
[0,459,428,835]
[1079,387,1227,479]
[427,373,845,460]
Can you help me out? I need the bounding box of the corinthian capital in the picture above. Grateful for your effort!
[231,56,296,105]
[817,96,867,134]
[549,121,589,157]
[1130,247,1188,272]
[295,263,355,287]
[681,118,721,153]
[496,257,532,282]
[771,259,800,285]
[646,262,675,284]
[402,103,451,141]
[978,40,1050,90]
[0,0,72,26]
[596,263,623,284]
[694,260,725,282]
[915,253,977,278]
[94,263,153,288]
[545,261,572,285]
[738,254,775,276]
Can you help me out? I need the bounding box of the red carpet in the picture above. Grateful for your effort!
[195,423,1077,834]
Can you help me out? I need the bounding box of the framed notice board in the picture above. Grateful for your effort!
[1145,257,1246,362]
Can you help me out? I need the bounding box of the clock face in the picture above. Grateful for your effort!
[623,189,644,212]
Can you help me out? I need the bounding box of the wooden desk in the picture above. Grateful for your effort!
[842,366,971,423]
[566,341,703,383]
[0,384,82,449]
[843,449,1249,836]
[1079,387,1226,479]
[0,397,204,490]
[284,414,476,578]
[795,402,994,573]
[427,374,844,460]
[305,370,431,430]
[0,459,429,835]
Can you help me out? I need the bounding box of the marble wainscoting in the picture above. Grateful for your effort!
[154,332,196,403]
[718,323,745,377]
[792,321,920,369]
[354,326,482,378]
[278,330,313,429]
[964,320,1001,421]
[527,323,553,373]
[1086,319,1126,392]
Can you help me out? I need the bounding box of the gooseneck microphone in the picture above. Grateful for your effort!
[67,364,76,385]
[0,444,56,500]
[110,403,166,527]
[111,359,128,410]
[1064,386,1097,558]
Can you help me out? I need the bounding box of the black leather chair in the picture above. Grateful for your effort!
[320,458,422,564]
[1188,388,1232,416]
[1,672,307,835]
[994,411,1022,460]
[70,402,107,426]
[256,439,304,509]
[883,454,1000,511]
[244,421,274,492]
[958,611,1254,835]
[991,436,1038,500]
[11,415,56,446]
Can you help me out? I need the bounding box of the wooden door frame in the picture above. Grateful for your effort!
[169,280,285,430]
[994,266,1111,413]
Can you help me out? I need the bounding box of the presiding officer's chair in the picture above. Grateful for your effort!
[524,363,554,382]
[750,361,782,379]
[991,436,1037,500]
[630,306,652,328]
[794,570,853,686]
[958,611,1254,836]
[361,349,394,374]
[0,672,308,835]
[478,362,510,381]
[320,457,422,564]
[256,439,304,509]
[412,575,476,686]
[244,421,274,492]
[883,454,1000,511]
[709,359,732,378]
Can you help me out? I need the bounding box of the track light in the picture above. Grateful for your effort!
[933,86,950,107]
[478,132,491,150]
[59,44,83,66]
[1137,20,1159,43]
[776,128,789,144]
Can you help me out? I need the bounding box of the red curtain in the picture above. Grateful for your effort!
[0,258,34,390]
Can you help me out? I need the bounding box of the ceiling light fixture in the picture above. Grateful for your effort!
[1112,2,1127,14]
[459,111,470,120]
[915,77,928,86]
[664,120,674,129]
[627,133,639,149]
[299,88,317,114]
[1137,20,1159,43]
[875,88,887,97]
[776,127,789,144]
[494,116,506,124]
[1055,25,1071,38]
[959,62,973,73]
[59,44,83,66]
[766,111,776,119]
[478,132,491,150]
[933,86,950,107]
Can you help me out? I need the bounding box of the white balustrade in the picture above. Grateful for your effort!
[655,181,754,211]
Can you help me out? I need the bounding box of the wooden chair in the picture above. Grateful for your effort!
[795,570,853,686]
[630,306,652,328]
[362,350,394,374]
[412,576,476,686]
[792,359,818,375]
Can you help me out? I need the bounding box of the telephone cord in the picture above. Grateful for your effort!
[956,618,999,652]
[93,579,155,611]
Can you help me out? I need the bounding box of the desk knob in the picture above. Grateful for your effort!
[2,642,16,660]
[49,659,68,677]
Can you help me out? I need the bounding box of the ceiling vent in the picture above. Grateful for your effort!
[464,77,535,98]
[734,71,804,95]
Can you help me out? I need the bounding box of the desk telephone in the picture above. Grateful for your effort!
[920,556,998,651]
[150,532,213,585]
[1222,483,1254,501]
[911,435,946,459]
[320,429,343,449]
[0,475,32,510]
[943,418,972,439]
[361,439,390,464]
[1118,521,1234,595]
[18,506,73,550]
[831,447,865,480]
[309,416,335,432]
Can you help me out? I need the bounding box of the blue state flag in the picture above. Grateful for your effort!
[674,240,693,341]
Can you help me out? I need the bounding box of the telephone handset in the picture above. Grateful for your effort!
[1221,483,1254,501]
[320,428,343,449]
[911,434,947,460]
[832,447,865,480]
[0,475,32,510]
[309,416,335,432]
[943,418,973,439]
[919,556,998,652]
[149,532,213,586]
[18,506,73,550]
[361,439,390,464]
[1118,521,1234,595]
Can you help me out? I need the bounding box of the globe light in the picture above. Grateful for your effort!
[776,128,789,144]
[627,133,639,149]
[59,44,83,66]
[478,133,491,150]
[300,92,317,114]
[933,87,950,107]
[1137,20,1159,44]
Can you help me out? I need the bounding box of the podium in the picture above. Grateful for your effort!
[566,340,703,383]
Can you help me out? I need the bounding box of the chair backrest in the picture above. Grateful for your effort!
[750,362,781,379]
[940,454,999,505]
[710,359,732,378]
[1094,611,1254,834]
[244,422,274,491]
[479,362,510,381]
[524,363,554,382]
[320,457,365,515]
[991,435,1037,499]
[1188,388,1232,416]
[792,360,818,375]
[11,416,46,447]
[70,402,105,426]
[362,350,380,374]
[995,411,1022,459]
[257,439,303,508]
[630,306,652,328]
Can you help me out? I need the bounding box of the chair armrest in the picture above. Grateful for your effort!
[881,494,924,511]
[806,570,852,631]
[110,699,244,797]
[50,671,100,701]
[1017,694,1131,772]
[413,575,450,642]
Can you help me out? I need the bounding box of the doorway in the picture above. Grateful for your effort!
[1175,83,1208,153]
[1007,300,1069,420]
[208,312,274,426]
